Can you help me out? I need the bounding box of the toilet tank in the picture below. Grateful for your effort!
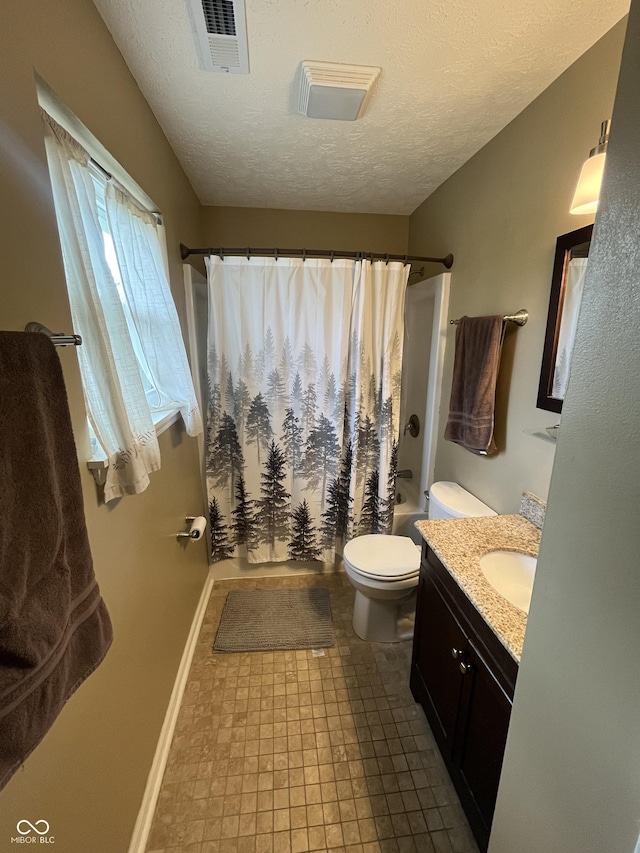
[428,481,497,520]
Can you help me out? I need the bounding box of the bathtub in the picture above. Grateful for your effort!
[392,488,429,545]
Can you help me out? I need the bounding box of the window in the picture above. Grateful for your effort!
[40,104,202,502]
[90,165,177,424]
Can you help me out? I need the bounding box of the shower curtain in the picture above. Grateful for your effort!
[205,255,408,563]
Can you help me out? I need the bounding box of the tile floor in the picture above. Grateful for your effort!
[146,572,479,853]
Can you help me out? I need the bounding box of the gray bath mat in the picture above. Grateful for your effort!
[213,588,334,653]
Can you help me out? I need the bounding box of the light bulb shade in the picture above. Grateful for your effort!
[570,151,606,215]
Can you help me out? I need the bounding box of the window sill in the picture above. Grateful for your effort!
[153,408,181,436]
[86,408,181,487]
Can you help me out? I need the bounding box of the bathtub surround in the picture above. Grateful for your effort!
[397,273,451,506]
[206,255,408,564]
[392,494,430,545]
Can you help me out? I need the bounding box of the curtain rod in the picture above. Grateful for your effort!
[180,243,454,269]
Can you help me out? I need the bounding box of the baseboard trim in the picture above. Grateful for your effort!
[127,570,214,853]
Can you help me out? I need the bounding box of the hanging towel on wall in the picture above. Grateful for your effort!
[444,315,505,456]
[0,332,112,791]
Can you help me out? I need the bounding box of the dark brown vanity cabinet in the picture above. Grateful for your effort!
[410,546,518,851]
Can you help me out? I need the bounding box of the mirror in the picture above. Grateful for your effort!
[537,224,593,413]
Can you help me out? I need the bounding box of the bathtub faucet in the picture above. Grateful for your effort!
[396,469,413,479]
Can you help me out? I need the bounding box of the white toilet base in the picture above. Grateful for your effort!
[352,588,417,643]
[396,613,415,642]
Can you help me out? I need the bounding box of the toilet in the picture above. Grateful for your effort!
[343,534,421,643]
[343,481,496,643]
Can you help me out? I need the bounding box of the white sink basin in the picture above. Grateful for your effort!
[479,550,537,614]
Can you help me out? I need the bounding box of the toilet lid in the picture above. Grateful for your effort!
[343,535,420,580]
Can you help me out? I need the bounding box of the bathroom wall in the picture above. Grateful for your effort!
[490,0,640,848]
[201,205,410,254]
[408,20,626,513]
[0,1,207,851]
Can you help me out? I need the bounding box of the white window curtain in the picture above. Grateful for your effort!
[42,112,201,502]
[105,185,202,436]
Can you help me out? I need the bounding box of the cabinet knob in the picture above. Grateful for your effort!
[459,660,473,675]
[451,648,463,660]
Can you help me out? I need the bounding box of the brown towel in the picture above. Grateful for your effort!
[444,315,505,455]
[0,332,112,791]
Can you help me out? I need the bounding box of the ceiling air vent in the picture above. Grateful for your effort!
[186,0,250,74]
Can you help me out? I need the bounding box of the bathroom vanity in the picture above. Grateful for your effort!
[412,515,540,851]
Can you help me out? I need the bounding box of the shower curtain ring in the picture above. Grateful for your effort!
[246,247,251,260]
[330,250,334,263]
[404,254,408,265]
[385,254,389,265]
[274,248,279,261]
[302,249,307,262]
[219,248,224,260]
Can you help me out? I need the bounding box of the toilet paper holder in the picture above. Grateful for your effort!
[176,516,207,541]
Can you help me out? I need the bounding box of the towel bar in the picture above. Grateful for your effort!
[450,309,528,326]
[25,322,82,347]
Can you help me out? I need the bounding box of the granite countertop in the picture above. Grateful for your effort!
[414,514,542,662]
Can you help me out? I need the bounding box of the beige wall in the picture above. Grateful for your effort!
[202,205,409,254]
[490,2,640,849]
[408,21,626,512]
[0,2,208,851]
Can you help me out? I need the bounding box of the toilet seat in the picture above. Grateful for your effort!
[343,534,420,583]
[350,565,418,583]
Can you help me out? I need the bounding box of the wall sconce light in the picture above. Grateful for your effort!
[570,119,610,215]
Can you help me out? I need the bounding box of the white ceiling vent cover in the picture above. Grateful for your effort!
[186,0,249,74]
[298,61,381,121]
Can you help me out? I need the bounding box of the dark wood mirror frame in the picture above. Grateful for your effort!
[537,224,593,414]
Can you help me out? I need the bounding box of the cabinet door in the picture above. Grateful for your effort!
[456,639,513,829]
[414,573,468,752]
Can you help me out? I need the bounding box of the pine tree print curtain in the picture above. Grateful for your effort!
[206,256,408,563]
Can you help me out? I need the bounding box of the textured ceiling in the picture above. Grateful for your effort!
[92,0,627,214]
